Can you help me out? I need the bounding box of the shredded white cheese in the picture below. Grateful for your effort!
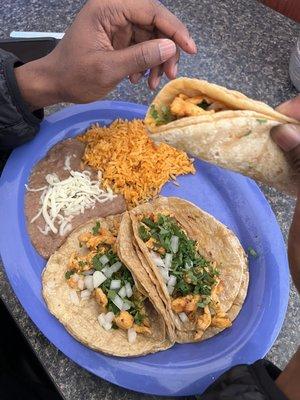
[27,156,116,236]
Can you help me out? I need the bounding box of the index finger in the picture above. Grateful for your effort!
[123,0,197,54]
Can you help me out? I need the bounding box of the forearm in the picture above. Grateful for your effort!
[14,56,60,112]
[0,49,44,150]
[276,347,300,400]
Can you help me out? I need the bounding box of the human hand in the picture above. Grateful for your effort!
[271,95,300,293]
[14,0,196,111]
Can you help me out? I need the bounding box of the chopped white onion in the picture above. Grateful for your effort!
[125,282,133,298]
[93,271,107,288]
[69,290,79,305]
[167,285,175,295]
[112,294,124,310]
[170,235,179,253]
[77,277,85,291]
[168,275,177,287]
[178,312,189,323]
[128,327,137,344]
[158,266,169,283]
[110,279,121,290]
[102,266,113,278]
[185,261,193,270]
[164,253,173,270]
[99,255,109,265]
[110,261,122,273]
[82,269,94,276]
[118,286,127,298]
[103,322,112,331]
[84,275,94,291]
[122,300,132,311]
[150,251,165,267]
[80,289,91,299]
[105,312,115,323]
[97,313,106,327]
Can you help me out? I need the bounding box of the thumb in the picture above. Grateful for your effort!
[271,123,300,292]
[112,38,176,79]
[271,124,300,175]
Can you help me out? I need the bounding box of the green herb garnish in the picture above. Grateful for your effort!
[65,270,76,279]
[150,104,174,126]
[78,260,87,268]
[92,221,101,235]
[107,289,117,300]
[139,225,150,242]
[139,214,219,303]
[247,246,258,258]
[197,99,210,110]
[244,130,252,136]
[92,254,104,271]
[256,118,267,124]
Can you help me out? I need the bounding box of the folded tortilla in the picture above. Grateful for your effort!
[145,78,298,196]
[120,196,248,343]
[42,215,173,357]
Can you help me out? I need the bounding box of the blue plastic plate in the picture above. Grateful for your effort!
[0,101,289,396]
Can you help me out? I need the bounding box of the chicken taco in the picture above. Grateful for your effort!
[42,214,173,357]
[123,197,248,343]
[145,77,298,196]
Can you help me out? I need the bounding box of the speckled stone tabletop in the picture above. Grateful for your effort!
[0,1,300,399]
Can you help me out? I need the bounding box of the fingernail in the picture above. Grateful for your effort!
[271,124,300,151]
[189,38,197,53]
[173,63,178,77]
[151,76,160,90]
[159,39,176,62]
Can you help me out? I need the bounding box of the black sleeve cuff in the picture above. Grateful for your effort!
[0,49,44,150]
[201,359,288,400]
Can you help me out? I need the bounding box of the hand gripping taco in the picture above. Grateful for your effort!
[145,78,299,196]
[122,197,248,343]
[42,215,173,357]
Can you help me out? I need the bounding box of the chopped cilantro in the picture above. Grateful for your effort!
[150,104,174,126]
[92,254,104,271]
[92,221,101,235]
[247,246,258,258]
[256,118,267,124]
[108,302,119,315]
[197,99,210,110]
[133,310,144,325]
[139,213,219,304]
[78,260,87,268]
[244,130,252,136]
[139,225,150,241]
[197,297,211,308]
[150,104,159,119]
[107,289,117,300]
[65,270,76,279]
[75,242,148,327]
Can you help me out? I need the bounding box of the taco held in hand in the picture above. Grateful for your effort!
[145,78,299,196]
[42,215,173,357]
[120,197,249,343]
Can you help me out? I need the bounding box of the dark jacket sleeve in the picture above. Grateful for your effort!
[0,48,43,150]
[200,360,288,400]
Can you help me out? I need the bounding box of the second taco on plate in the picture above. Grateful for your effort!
[121,197,248,343]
